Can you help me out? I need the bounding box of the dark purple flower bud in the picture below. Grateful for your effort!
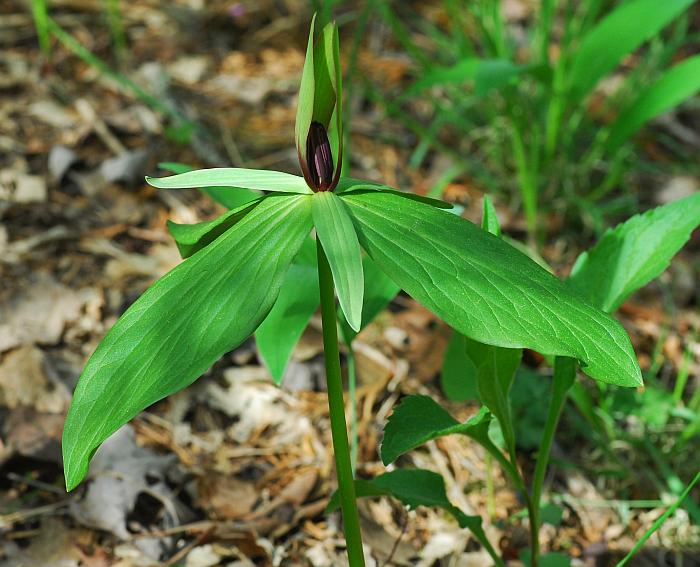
[306,121,334,191]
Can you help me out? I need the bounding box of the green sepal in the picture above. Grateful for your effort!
[295,17,343,182]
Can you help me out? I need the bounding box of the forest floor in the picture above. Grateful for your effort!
[1,1,699,566]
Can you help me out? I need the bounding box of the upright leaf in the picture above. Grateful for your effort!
[381,395,493,465]
[568,193,700,312]
[63,194,313,491]
[146,168,312,194]
[256,238,319,383]
[313,192,364,331]
[605,56,700,152]
[568,0,694,102]
[343,191,641,387]
[339,255,400,344]
[441,331,480,401]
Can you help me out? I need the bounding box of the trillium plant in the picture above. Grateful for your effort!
[64,17,657,566]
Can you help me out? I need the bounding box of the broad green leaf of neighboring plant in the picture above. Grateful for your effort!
[167,199,263,258]
[568,0,694,102]
[568,192,700,313]
[158,162,259,210]
[605,55,700,152]
[343,191,641,387]
[327,469,483,532]
[381,395,493,465]
[339,255,400,344]
[256,238,319,383]
[313,192,363,331]
[62,194,313,491]
[146,168,312,194]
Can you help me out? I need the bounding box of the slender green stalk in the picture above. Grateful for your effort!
[347,345,359,473]
[529,357,576,567]
[31,0,50,57]
[105,0,127,63]
[317,241,365,567]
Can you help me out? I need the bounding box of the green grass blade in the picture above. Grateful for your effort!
[615,472,700,566]
[569,0,694,102]
[606,55,700,152]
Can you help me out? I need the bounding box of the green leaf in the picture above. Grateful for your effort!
[472,340,522,454]
[312,192,364,331]
[440,331,480,401]
[327,469,483,532]
[296,15,316,166]
[339,255,400,344]
[146,168,311,194]
[337,178,453,209]
[381,395,492,465]
[606,55,700,152]
[159,162,260,210]
[568,0,694,102]
[167,199,263,259]
[568,192,700,313]
[481,195,501,237]
[256,238,319,383]
[343,191,641,387]
[441,195,512,402]
[62,194,313,491]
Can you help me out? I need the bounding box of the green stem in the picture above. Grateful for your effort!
[347,345,359,473]
[529,357,576,567]
[317,241,365,567]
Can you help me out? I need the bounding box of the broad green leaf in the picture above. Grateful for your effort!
[343,191,641,387]
[521,551,572,567]
[568,0,694,102]
[337,178,453,209]
[146,168,311,194]
[158,162,259,210]
[441,195,511,402]
[312,192,364,331]
[440,332,480,401]
[327,469,482,532]
[62,194,313,491]
[339,255,400,344]
[167,199,263,258]
[256,238,319,383]
[568,193,700,313]
[381,395,492,465]
[606,55,700,152]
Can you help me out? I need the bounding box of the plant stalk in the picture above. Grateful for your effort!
[317,240,365,567]
[529,356,576,567]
